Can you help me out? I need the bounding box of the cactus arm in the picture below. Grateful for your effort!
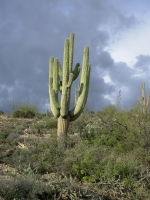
[51,89,60,109]
[75,88,78,105]
[53,58,59,91]
[63,39,69,84]
[60,33,75,117]
[69,46,90,121]
[75,84,80,104]
[59,81,62,93]
[141,83,146,104]
[138,96,142,105]
[147,93,150,107]
[72,63,80,81]
[69,33,74,72]
[138,82,150,115]
[59,62,63,77]
[60,39,70,117]
[70,65,90,121]
[67,73,74,88]
[58,62,62,93]
[49,57,60,117]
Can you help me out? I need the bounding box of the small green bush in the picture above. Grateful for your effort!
[0,110,4,115]
[0,131,10,140]
[32,117,57,129]
[12,104,39,118]
[34,112,46,119]
[12,109,35,118]
[19,105,39,114]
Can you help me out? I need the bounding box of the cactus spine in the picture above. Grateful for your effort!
[138,83,150,115]
[49,33,91,143]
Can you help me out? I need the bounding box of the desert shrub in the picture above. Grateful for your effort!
[69,110,97,137]
[32,117,57,129]
[0,176,35,199]
[24,110,36,118]
[34,112,46,119]
[0,131,10,140]
[62,142,146,199]
[6,132,20,141]
[97,104,118,118]
[46,108,53,117]
[69,115,87,135]
[60,141,110,182]
[12,109,35,118]
[0,110,4,115]
[127,107,150,149]
[96,107,144,153]
[9,134,64,174]
[12,109,22,118]
[0,172,101,200]
[83,107,95,116]
[19,105,39,114]
[12,104,39,118]
[13,120,34,135]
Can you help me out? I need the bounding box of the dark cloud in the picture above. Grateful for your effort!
[97,51,114,69]
[0,0,147,113]
[134,55,150,71]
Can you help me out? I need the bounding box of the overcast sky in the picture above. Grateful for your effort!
[0,0,150,113]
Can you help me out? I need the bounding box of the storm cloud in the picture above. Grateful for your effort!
[0,0,149,113]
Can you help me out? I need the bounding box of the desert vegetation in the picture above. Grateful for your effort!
[0,103,150,199]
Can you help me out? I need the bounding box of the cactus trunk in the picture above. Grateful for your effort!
[49,33,91,145]
[57,116,70,144]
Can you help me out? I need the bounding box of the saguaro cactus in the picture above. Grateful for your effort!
[49,33,91,144]
[138,83,150,115]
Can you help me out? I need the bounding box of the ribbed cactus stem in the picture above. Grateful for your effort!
[57,116,70,144]
[75,85,80,104]
[49,33,91,144]
[60,36,73,117]
[69,33,74,72]
[49,57,60,117]
[138,82,150,115]
[69,46,91,121]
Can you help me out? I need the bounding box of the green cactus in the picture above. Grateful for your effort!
[138,82,150,115]
[49,33,91,144]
